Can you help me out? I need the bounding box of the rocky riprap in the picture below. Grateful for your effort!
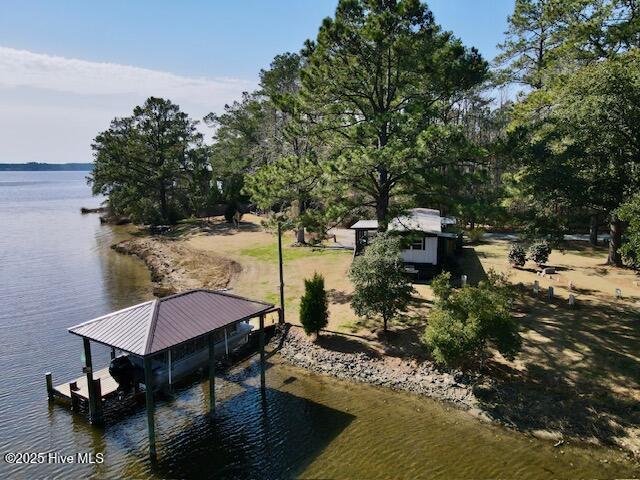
[278,329,479,409]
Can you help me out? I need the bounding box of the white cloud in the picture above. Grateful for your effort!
[0,47,256,163]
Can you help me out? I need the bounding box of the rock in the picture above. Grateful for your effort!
[531,429,564,442]
[278,330,477,411]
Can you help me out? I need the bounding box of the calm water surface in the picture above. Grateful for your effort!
[0,171,638,479]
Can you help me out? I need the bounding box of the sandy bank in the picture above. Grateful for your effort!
[112,237,240,296]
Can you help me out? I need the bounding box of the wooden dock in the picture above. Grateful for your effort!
[52,367,119,401]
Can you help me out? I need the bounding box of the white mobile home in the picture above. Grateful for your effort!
[350,208,460,278]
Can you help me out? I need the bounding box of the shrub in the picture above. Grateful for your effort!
[528,240,552,266]
[299,272,329,336]
[224,202,238,223]
[349,235,415,333]
[507,243,527,267]
[467,227,484,244]
[431,271,453,302]
[423,270,521,368]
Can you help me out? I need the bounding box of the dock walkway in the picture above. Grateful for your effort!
[52,367,119,402]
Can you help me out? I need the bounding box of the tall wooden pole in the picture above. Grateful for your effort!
[259,314,266,391]
[143,356,156,459]
[45,372,54,401]
[83,338,98,424]
[208,333,216,416]
[278,222,285,324]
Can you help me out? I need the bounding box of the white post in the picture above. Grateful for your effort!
[533,280,539,294]
[461,275,467,287]
[168,349,172,386]
[568,294,576,307]
[615,288,622,299]
[224,328,229,357]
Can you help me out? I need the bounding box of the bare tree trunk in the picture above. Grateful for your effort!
[292,199,306,244]
[296,228,305,244]
[159,183,169,224]
[376,182,389,232]
[589,214,599,246]
[607,214,623,266]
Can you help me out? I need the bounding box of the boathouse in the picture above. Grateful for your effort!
[46,289,280,458]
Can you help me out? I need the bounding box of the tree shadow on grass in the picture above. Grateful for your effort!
[476,296,640,449]
[327,289,352,305]
[456,246,488,286]
[315,333,381,358]
[380,326,429,361]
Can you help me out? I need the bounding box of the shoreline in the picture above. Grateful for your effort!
[110,226,640,461]
[112,236,241,296]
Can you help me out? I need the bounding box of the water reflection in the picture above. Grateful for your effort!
[155,387,355,479]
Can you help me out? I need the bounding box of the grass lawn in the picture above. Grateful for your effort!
[240,242,348,263]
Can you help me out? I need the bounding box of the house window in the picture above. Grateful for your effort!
[410,237,424,250]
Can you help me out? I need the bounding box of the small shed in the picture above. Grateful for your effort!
[350,209,462,278]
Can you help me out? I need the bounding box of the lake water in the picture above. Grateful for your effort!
[0,171,638,479]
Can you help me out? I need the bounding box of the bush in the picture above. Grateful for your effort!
[507,243,527,267]
[430,271,453,302]
[349,234,415,333]
[299,272,329,336]
[467,228,484,244]
[423,270,521,368]
[528,240,552,266]
[617,195,640,269]
[224,202,238,223]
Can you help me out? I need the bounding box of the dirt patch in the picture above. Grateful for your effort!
[112,237,240,296]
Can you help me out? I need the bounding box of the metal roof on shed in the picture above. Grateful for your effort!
[68,290,274,356]
[349,220,379,230]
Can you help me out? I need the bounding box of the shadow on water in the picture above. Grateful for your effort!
[153,387,355,479]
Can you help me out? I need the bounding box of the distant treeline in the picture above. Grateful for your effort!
[0,162,94,171]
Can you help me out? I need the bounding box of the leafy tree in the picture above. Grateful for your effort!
[496,0,640,89]
[528,240,552,265]
[616,194,640,269]
[299,272,329,336]
[423,271,521,368]
[349,235,415,333]
[510,50,640,265]
[90,97,208,224]
[430,271,453,302]
[243,53,326,244]
[301,0,487,230]
[205,92,268,218]
[507,243,527,267]
[495,0,565,89]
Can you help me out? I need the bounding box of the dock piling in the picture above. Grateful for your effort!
[46,372,53,401]
[93,378,103,424]
[259,314,266,391]
[143,356,156,459]
[209,333,216,416]
[83,338,99,424]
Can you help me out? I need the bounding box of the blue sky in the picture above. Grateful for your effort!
[0,1,514,163]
